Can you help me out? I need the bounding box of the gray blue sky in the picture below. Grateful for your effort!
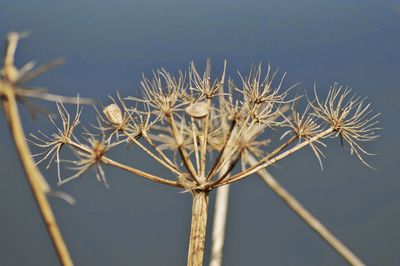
[0,0,399,265]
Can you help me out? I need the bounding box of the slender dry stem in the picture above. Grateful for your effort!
[124,132,182,176]
[168,114,200,184]
[199,100,211,180]
[209,186,230,266]
[102,157,182,187]
[246,153,365,266]
[65,139,182,188]
[217,128,334,187]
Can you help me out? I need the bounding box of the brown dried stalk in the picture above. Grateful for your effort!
[209,152,366,266]
[1,83,73,266]
[246,154,365,266]
[0,32,85,266]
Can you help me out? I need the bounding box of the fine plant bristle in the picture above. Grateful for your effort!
[29,101,82,183]
[309,83,380,168]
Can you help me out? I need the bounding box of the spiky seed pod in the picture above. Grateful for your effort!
[103,104,124,126]
[185,102,209,118]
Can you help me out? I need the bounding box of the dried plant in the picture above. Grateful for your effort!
[25,38,380,265]
[0,32,92,266]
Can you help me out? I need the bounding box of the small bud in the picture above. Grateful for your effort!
[103,104,123,125]
[185,102,209,118]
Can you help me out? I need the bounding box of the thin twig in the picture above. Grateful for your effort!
[14,87,93,104]
[246,153,365,266]
[190,117,201,176]
[199,100,211,180]
[206,119,236,180]
[168,114,200,184]
[66,140,182,188]
[102,157,182,188]
[124,131,182,176]
[142,133,180,171]
[217,128,334,187]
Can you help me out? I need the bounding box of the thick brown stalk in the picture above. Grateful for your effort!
[246,154,365,266]
[187,191,209,266]
[2,84,73,266]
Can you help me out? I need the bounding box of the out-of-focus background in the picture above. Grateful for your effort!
[0,0,399,265]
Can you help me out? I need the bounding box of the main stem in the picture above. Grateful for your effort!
[187,191,209,266]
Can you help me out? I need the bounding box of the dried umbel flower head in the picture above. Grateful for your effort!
[30,58,379,266]
[29,102,82,183]
[138,69,185,117]
[310,83,380,168]
[59,135,109,186]
[280,103,326,168]
[94,94,150,145]
[188,59,226,99]
[33,61,380,189]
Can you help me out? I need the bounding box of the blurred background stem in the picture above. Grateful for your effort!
[246,154,365,266]
[208,153,365,266]
[209,185,230,266]
[1,83,73,266]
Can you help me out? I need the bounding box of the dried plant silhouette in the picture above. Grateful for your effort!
[2,33,380,266]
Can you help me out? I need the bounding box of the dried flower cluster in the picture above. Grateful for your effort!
[30,59,380,192]
[31,59,380,266]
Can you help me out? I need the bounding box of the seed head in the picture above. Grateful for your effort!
[185,102,209,118]
[310,83,380,168]
[189,59,226,100]
[29,102,82,183]
[30,59,380,190]
[103,104,124,125]
[136,69,185,117]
